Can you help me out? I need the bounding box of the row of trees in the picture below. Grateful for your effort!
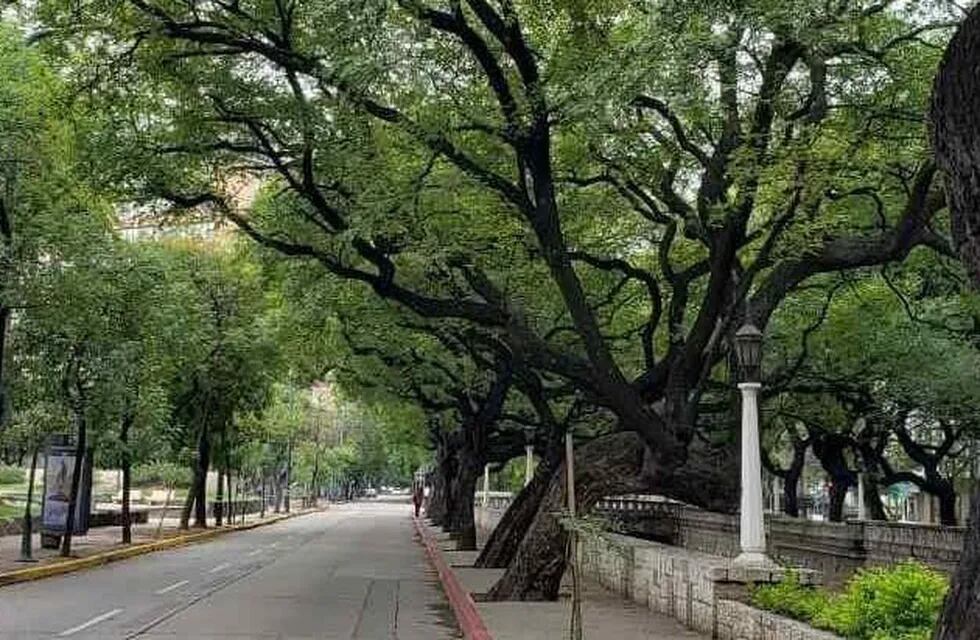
[13,0,980,620]
[0,24,427,557]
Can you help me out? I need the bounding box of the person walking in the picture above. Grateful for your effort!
[412,481,423,518]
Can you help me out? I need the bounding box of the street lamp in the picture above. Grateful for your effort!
[523,425,535,487]
[733,323,774,568]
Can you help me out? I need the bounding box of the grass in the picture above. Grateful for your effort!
[0,501,22,521]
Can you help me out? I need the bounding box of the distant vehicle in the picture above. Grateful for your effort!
[364,488,378,498]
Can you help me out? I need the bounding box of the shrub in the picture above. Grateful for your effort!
[132,462,192,488]
[813,561,947,640]
[754,561,947,640]
[751,570,828,622]
[0,466,24,485]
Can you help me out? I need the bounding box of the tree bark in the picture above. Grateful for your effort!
[931,6,980,635]
[476,429,564,569]
[939,488,958,527]
[120,412,134,544]
[192,424,210,528]
[487,432,737,600]
[828,480,848,522]
[61,409,87,557]
[862,474,889,521]
[475,459,553,568]
[935,485,980,640]
[215,466,224,526]
[180,485,194,529]
[811,433,856,522]
[19,446,38,560]
[449,458,481,551]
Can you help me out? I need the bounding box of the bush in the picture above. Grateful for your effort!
[753,561,947,640]
[751,571,828,622]
[132,462,192,488]
[813,562,947,640]
[0,466,24,485]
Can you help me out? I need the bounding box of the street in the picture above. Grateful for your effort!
[0,502,455,639]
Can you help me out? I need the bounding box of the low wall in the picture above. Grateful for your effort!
[578,530,838,640]
[0,516,40,536]
[595,498,965,585]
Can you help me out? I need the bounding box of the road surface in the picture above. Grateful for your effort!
[0,501,456,639]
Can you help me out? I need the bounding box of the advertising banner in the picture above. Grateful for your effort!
[41,445,92,535]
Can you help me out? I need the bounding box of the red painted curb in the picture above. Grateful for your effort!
[413,516,493,640]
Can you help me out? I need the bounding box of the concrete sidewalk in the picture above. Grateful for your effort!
[421,520,707,640]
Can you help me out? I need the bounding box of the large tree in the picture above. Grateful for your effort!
[930,3,980,637]
[39,0,958,597]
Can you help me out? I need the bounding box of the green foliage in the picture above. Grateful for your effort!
[753,562,948,640]
[814,562,948,640]
[0,466,24,485]
[132,462,192,489]
[751,571,829,622]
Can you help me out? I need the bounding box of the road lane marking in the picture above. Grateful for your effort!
[247,549,263,557]
[267,542,278,548]
[154,579,189,595]
[208,562,231,573]
[58,608,123,636]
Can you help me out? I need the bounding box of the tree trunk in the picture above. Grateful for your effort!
[192,425,210,528]
[449,458,481,551]
[935,486,980,639]
[180,485,194,529]
[828,480,848,522]
[427,451,451,526]
[19,446,38,560]
[61,427,87,557]
[863,474,889,521]
[935,481,958,527]
[284,440,292,513]
[487,432,737,601]
[931,6,980,634]
[476,433,563,568]
[215,466,224,526]
[120,412,134,544]
[475,461,553,568]
[0,306,10,428]
[811,434,856,522]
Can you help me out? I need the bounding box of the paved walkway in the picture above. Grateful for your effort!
[424,521,708,640]
[0,502,455,639]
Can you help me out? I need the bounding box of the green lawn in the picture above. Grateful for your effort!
[0,501,22,521]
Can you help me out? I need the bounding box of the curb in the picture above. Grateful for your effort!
[0,508,320,588]
[413,516,492,640]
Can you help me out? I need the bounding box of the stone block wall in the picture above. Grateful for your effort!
[715,599,841,640]
[862,520,964,574]
[633,504,964,585]
[577,529,838,640]
[477,498,965,586]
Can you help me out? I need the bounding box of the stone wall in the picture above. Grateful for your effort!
[596,499,965,585]
[577,529,838,640]
[474,502,505,545]
[474,502,841,639]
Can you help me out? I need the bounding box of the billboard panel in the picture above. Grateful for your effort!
[41,445,91,535]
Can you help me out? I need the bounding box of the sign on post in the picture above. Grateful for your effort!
[41,445,92,535]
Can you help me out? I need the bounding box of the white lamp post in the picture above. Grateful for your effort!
[733,323,774,568]
[482,464,490,507]
[523,426,535,487]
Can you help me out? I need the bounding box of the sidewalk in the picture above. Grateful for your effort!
[418,520,707,640]
[0,509,295,575]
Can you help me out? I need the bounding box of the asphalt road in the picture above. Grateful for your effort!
[0,501,456,639]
